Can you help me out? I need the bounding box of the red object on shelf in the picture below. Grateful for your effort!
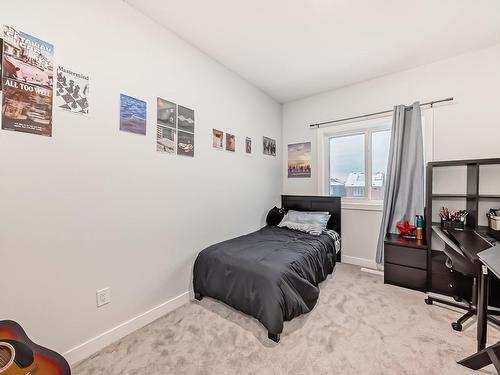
[396,220,416,236]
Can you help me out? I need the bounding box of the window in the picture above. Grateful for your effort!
[326,120,391,202]
[371,130,391,200]
[329,134,365,197]
[319,110,432,206]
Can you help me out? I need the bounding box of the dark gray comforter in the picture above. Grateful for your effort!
[193,226,339,335]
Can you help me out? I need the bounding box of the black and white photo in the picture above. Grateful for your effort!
[177,130,194,157]
[178,105,194,133]
[263,136,276,156]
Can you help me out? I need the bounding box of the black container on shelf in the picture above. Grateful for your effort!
[441,219,465,230]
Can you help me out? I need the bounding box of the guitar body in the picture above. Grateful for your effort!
[0,320,70,375]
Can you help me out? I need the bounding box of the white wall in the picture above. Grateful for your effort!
[283,44,500,266]
[0,0,282,363]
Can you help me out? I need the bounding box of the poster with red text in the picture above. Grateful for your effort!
[2,25,54,136]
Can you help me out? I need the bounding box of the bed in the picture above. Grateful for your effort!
[192,195,341,343]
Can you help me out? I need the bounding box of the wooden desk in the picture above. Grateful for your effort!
[445,229,492,263]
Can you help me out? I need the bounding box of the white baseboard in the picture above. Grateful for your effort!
[360,267,384,276]
[64,291,191,365]
[341,255,377,270]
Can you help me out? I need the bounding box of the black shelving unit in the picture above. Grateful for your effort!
[425,158,500,301]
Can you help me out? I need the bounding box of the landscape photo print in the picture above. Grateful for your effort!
[288,142,311,178]
[120,93,147,135]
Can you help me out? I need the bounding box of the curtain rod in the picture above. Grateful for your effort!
[309,97,454,128]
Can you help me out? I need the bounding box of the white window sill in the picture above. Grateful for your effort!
[341,199,384,211]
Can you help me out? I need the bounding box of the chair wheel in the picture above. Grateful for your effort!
[424,298,433,305]
[452,322,462,331]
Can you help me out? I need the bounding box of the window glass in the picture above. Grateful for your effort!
[329,134,365,198]
[371,130,391,200]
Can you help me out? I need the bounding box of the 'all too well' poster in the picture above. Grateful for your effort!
[2,25,54,137]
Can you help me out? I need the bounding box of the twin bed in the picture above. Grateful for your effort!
[193,195,341,343]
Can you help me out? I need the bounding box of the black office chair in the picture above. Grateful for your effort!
[424,226,500,331]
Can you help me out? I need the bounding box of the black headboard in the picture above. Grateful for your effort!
[281,195,341,235]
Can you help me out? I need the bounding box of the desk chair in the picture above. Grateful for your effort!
[425,226,500,331]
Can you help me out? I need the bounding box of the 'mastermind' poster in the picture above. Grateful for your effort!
[2,25,54,137]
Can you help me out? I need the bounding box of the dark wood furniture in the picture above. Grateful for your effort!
[384,234,427,291]
[281,195,342,261]
[425,158,500,307]
[384,158,500,303]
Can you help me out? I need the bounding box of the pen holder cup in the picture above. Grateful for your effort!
[441,219,465,230]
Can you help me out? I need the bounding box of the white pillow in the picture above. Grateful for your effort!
[278,210,331,235]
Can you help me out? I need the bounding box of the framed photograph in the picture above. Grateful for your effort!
[263,136,276,156]
[157,97,176,128]
[245,137,252,154]
[288,142,311,178]
[226,133,236,152]
[157,125,176,154]
[120,94,147,135]
[157,97,177,154]
[178,105,194,133]
[212,129,223,149]
[177,130,194,157]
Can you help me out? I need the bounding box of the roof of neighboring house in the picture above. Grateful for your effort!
[343,172,385,188]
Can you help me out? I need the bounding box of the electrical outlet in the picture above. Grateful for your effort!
[96,288,111,307]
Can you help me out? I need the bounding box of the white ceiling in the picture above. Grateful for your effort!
[125,0,500,103]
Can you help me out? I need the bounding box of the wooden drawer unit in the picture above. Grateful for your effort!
[430,250,473,300]
[385,244,427,269]
[384,263,427,291]
[384,234,428,292]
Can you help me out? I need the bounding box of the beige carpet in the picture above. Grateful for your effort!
[73,264,500,374]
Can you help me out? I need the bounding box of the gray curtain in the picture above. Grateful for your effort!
[376,102,425,265]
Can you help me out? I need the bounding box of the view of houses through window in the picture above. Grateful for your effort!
[329,127,391,201]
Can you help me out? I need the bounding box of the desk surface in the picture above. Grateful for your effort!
[478,245,500,279]
[444,228,492,263]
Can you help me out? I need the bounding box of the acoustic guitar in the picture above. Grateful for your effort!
[0,320,70,375]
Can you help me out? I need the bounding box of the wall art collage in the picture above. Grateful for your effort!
[156,98,195,157]
[0,24,277,160]
[212,129,276,157]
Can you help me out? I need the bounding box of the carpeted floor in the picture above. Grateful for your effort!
[73,264,500,374]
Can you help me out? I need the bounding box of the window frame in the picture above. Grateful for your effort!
[324,121,391,205]
[317,109,434,210]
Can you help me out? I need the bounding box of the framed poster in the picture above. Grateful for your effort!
[177,105,194,157]
[263,136,276,156]
[177,130,194,157]
[226,133,235,152]
[119,94,146,135]
[55,66,89,115]
[288,142,311,178]
[245,137,252,154]
[212,129,223,149]
[2,26,54,136]
[157,97,176,153]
